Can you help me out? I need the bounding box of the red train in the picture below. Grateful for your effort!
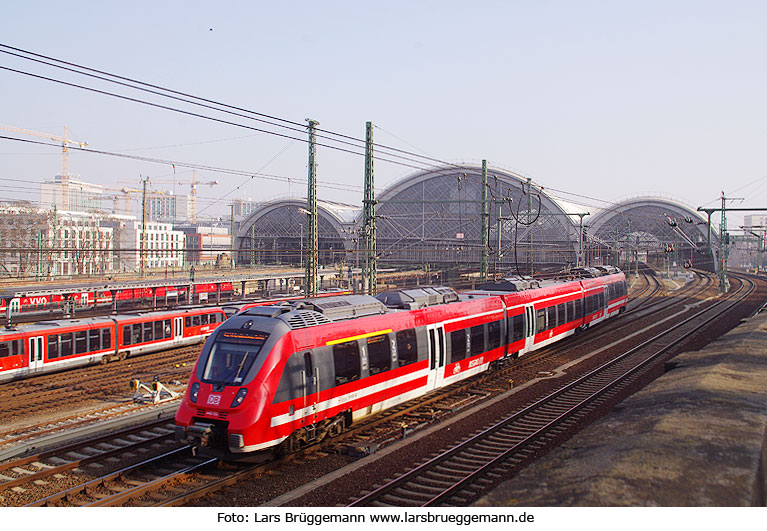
[175,269,628,461]
[0,282,235,318]
[0,306,226,383]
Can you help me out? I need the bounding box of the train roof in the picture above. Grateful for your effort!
[375,286,460,309]
[237,294,389,330]
[1,315,116,336]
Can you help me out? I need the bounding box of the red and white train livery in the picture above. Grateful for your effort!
[175,269,628,460]
[0,306,226,383]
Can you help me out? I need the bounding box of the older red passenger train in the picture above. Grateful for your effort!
[175,268,628,461]
[0,306,227,383]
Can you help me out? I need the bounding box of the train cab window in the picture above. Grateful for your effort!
[47,336,59,359]
[367,334,391,375]
[201,329,267,386]
[450,329,467,363]
[488,320,501,351]
[396,328,418,367]
[536,309,547,334]
[333,340,361,386]
[470,325,485,356]
[89,329,101,351]
[75,331,87,355]
[60,333,73,357]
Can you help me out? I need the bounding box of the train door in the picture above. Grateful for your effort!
[27,336,44,374]
[426,323,446,390]
[173,317,183,341]
[524,305,536,352]
[301,351,319,425]
[9,298,20,315]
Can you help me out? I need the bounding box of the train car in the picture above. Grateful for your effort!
[0,306,226,383]
[0,280,235,319]
[175,270,628,461]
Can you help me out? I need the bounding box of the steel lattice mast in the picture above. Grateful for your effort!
[305,119,319,296]
[363,121,377,294]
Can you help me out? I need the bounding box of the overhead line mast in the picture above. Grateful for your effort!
[305,119,319,297]
[363,121,377,295]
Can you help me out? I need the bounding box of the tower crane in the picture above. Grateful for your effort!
[147,170,218,224]
[0,124,87,179]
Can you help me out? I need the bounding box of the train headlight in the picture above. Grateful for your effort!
[230,388,248,408]
[189,382,200,403]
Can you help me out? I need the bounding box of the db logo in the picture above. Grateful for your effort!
[206,394,222,405]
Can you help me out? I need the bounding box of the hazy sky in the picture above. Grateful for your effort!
[1,1,766,226]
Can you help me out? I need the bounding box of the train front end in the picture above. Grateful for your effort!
[175,308,291,461]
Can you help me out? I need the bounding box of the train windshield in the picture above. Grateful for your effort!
[201,330,268,385]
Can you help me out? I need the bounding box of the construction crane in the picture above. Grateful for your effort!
[0,124,87,179]
[148,170,218,223]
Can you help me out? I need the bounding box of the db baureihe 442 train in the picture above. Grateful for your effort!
[0,306,227,383]
[175,267,628,461]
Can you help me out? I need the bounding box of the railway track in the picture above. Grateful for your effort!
[0,269,738,507]
[347,273,754,506]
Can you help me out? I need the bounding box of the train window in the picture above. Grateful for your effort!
[536,309,547,334]
[193,315,201,327]
[557,304,566,326]
[547,306,557,330]
[470,325,485,356]
[47,336,59,359]
[0,341,9,358]
[143,322,154,342]
[333,341,361,386]
[511,314,524,343]
[367,334,391,375]
[89,329,101,351]
[200,314,209,325]
[567,300,575,321]
[396,328,418,367]
[103,328,112,349]
[123,325,132,345]
[154,320,163,339]
[75,331,87,355]
[488,320,501,351]
[164,319,172,338]
[132,325,141,345]
[60,333,73,357]
[185,316,192,328]
[450,329,467,363]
